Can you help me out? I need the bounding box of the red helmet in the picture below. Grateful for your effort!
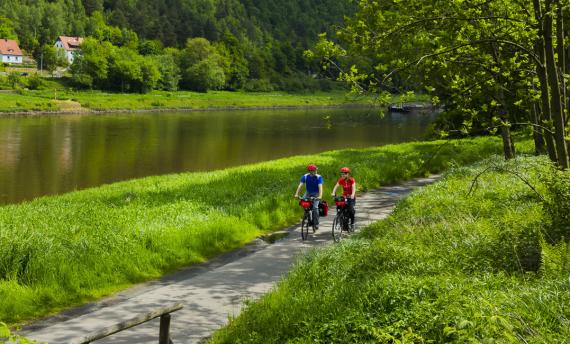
[340,167,350,173]
[307,164,318,171]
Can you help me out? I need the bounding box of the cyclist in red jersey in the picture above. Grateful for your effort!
[331,167,356,229]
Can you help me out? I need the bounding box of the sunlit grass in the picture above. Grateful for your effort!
[2,90,374,113]
[0,93,58,112]
[209,154,570,343]
[0,137,508,324]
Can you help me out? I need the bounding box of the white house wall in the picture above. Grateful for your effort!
[0,54,22,64]
[54,40,76,64]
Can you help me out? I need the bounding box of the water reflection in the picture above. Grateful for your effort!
[0,108,436,204]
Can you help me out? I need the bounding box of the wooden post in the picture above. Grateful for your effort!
[71,303,182,344]
[158,314,171,344]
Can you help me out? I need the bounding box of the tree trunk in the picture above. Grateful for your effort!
[534,0,559,163]
[557,0,566,116]
[545,0,570,168]
[489,36,515,160]
[500,119,515,160]
[535,40,559,161]
[531,94,547,155]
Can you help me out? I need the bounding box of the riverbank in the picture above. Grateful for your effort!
[0,137,511,325]
[0,89,433,116]
[209,155,570,343]
[0,90,372,115]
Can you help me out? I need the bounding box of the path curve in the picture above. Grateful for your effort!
[21,175,439,344]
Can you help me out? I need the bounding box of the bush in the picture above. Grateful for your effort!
[243,78,274,92]
[543,169,570,244]
[26,73,44,90]
[7,72,21,88]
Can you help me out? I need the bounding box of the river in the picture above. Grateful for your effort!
[0,107,436,204]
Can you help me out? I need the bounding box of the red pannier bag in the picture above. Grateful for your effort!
[319,200,328,216]
[299,200,312,209]
[335,196,346,208]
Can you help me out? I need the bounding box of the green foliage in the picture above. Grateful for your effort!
[138,39,163,56]
[243,79,274,92]
[312,0,540,143]
[25,74,43,90]
[180,38,226,92]
[183,58,225,92]
[7,72,21,89]
[70,38,110,88]
[39,45,68,73]
[0,322,35,344]
[0,16,17,39]
[542,169,570,244]
[2,0,354,93]
[210,155,570,344]
[0,137,507,324]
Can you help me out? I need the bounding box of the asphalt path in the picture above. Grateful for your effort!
[21,175,439,344]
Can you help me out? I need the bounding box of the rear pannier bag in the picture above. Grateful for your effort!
[319,201,328,216]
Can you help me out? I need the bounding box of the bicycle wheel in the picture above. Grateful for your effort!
[332,215,343,242]
[301,213,309,240]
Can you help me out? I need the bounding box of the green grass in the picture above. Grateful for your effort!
[0,137,507,324]
[209,154,570,343]
[0,92,58,112]
[0,89,374,113]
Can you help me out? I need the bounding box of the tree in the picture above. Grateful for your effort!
[310,0,570,164]
[153,53,181,91]
[183,57,225,92]
[70,38,111,88]
[82,0,103,15]
[179,37,226,91]
[180,38,217,70]
[40,45,68,75]
[534,0,569,168]
[0,16,17,39]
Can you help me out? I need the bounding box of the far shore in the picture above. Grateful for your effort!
[0,102,377,117]
[0,89,431,117]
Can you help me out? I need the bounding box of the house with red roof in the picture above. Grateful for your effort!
[54,36,83,64]
[0,39,23,64]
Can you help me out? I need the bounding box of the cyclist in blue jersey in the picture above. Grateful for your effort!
[294,164,323,229]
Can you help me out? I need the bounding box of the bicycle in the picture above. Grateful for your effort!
[332,195,354,242]
[298,196,318,240]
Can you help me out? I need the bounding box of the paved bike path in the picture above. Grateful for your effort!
[22,176,439,344]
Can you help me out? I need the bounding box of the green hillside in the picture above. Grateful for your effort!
[0,0,354,92]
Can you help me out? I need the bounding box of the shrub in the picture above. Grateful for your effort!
[243,78,274,92]
[542,169,570,244]
[26,73,44,90]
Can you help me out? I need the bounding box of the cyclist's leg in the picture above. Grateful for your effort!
[305,192,320,228]
[313,198,320,228]
[348,198,356,225]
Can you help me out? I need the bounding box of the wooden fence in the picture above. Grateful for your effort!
[71,303,183,344]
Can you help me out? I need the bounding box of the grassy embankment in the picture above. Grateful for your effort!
[0,81,432,113]
[209,154,570,343]
[0,136,503,325]
[0,89,373,113]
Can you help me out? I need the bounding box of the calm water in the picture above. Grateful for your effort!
[0,107,436,204]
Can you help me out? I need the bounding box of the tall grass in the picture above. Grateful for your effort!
[0,137,507,324]
[209,155,570,343]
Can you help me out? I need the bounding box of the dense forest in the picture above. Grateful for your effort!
[0,0,354,92]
